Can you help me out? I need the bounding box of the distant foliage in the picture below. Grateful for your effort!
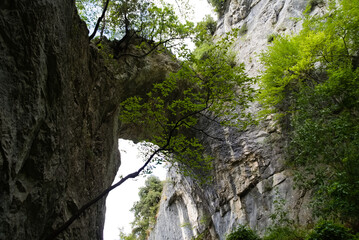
[208,0,226,14]
[193,15,217,47]
[263,226,306,240]
[258,0,359,226]
[306,221,355,240]
[126,176,163,240]
[305,0,325,12]
[225,221,357,240]
[226,225,260,240]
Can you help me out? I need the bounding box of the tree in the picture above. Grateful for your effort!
[45,5,254,239]
[207,0,226,15]
[118,27,254,182]
[257,0,359,226]
[76,0,194,49]
[130,176,163,239]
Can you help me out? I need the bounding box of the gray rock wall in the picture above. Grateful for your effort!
[149,0,326,239]
[0,1,121,239]
[0,2,177,239]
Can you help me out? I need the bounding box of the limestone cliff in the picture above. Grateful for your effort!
[0,1,176,239]
[149,0,326,239]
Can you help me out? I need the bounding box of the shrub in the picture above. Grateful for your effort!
[238,23,248,36]
[267,33,278,43]
[263,226,306,240]
[306,0,325,12]
[208,0,226,14]
[306,221,354,240]
[193,228,211,240]
[226,225,260,240]
[258,0,359,224]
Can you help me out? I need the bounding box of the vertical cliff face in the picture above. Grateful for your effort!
[0,1,121,239]
[0,1,177,239]
[150,0,325,239]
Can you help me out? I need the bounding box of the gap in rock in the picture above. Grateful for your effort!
[103,139,168,240]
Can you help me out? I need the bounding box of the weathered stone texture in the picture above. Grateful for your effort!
[0,1,177,239]
[0,1,121,239]
[149,0,324,239]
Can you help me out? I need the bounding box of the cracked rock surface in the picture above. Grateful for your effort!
[149,0,325,239]
[0,1,177,239]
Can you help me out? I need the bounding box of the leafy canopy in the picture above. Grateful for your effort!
[119,27,254,182]
[258,0,359,225]
[51,1,255,238]
[77,0,254,182]
[76,0,194,51]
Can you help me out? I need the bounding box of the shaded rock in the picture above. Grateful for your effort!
[0,2,178,239]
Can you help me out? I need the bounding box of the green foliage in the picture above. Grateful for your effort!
[305,221,354,240]
[257,34,300,117]
[305,0,325,12]
[238,23,248,36]
[267,33,278,43]
[264,190,305,240]
[119,228,137,240]
[208,0,226,15]
[120,30,254,183]
[76,0,103,30]
[76,0,194,50]
[193,15,217,47]
[129,176,163,240]
[258,0,359,225]
[226,225,260,240]
[263,226,306,240]
[269,191,294,228]
[193,228,211,240]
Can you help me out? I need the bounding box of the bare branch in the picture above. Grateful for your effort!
[44,146,167,240]
[44,96,210,239]
[117,37,186,59]
[183,121,224,141]
[89,0,111,40]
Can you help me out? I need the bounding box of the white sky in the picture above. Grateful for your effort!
[103,139,168,240]
[104,1,215,239]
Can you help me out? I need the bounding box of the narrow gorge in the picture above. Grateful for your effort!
[1,0,358,239]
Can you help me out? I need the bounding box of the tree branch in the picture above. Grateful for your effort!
[44,146,166,240]
[44,99,205,239]
[117,37,185,59]
[183,121,224,142]
[89,0,111,40]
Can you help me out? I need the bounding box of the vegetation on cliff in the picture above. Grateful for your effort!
[225,221,358,240]
[45,1,253,238]
[207,0,226,15]
[71,0,358,238]
[119,176,163,240]
[258,0,359,229]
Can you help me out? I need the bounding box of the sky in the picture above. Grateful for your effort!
[103,1,215,239]
[103,140,168,240]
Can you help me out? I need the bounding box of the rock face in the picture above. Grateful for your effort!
[0,1,177,239]
[149,0,326,239]
[0,2,122,239]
